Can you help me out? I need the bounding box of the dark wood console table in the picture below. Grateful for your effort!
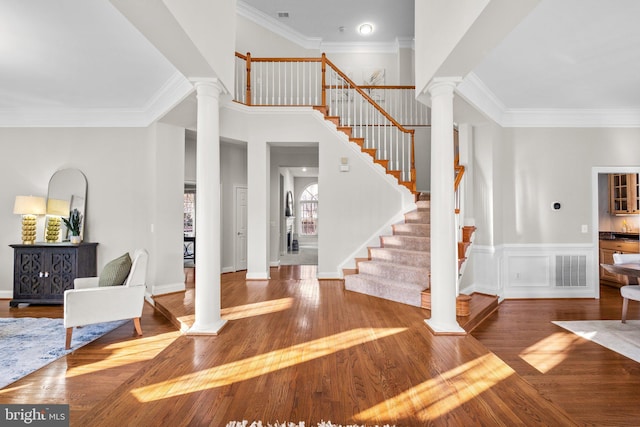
[10,242,98,307]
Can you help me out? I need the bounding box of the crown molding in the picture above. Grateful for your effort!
[322,41,399,54]
[0,72,193,128]
[236,1,321,50]
[236,1,411,54]
[457,72,640,128]
[500,108,640,128]
[456,72,506,125]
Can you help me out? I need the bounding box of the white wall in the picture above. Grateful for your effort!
[236,15,319,57]
[328,52,402,86]
[221,141,248,272]
[462,125,640,298]
[0,125,185,298]
[220,104,415,278]
[184,132,197,183]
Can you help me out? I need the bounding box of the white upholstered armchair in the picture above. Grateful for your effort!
[613,252,640,323]
[64,249,149,349]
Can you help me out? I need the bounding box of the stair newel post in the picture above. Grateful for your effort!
[321,53,327,108]
[410,129,416,184]
[246,52,252,106]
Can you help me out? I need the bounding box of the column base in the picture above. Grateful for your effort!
[424,318,466,336]
[187,319,228,335]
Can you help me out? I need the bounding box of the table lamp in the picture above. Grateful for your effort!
[45,198,70,243]
[13,196,46,244]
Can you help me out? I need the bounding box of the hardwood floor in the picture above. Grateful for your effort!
[472,284,640,427]
[1,268,639,426]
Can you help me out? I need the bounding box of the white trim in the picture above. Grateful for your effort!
[457,72,640,128]
[456,72,506,125]
[501,243,596,299]
[317,272,342,280]
[0,292,13,300]
[591,166,640,300]
[246,272,270,280]
[151,281,186,296]
[221,266,235,274]
[0,73,193,128]
[236,1,321,50]
[236,1,412,54]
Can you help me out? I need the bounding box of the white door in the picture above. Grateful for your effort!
[235,187,248,271]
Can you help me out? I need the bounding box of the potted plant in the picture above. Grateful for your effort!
[62,208,82,243]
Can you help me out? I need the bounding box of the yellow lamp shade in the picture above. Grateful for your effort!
[47,198,70,216]
[13,196,46,215]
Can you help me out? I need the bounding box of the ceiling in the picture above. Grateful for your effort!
[2,0,639,127]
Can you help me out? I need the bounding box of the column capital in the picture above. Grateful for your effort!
[426,77,463,97]
[191,78,227,99]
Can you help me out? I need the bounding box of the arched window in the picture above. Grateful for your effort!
[299,183,318,236]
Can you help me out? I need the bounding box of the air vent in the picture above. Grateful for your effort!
[555,255,587,287]
[277,11,289,18]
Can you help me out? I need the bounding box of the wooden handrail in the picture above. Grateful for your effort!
[323,56,414,136]
[245,52,252,106]
[359,85,416,90]
[454,165,465,191]
[249,57,322,63]
[321,53,326,107]
[235,51,418,189]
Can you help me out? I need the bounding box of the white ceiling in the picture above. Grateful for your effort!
[2,0,639,127]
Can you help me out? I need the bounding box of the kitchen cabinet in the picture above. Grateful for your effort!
[10,243,98,306]
[609,173,640,214]
[599,238,640,287]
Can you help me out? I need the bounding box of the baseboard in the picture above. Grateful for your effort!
[0,291,12,300]
[246,272,270,280]
[221,266,235,274]
[270,260,281,267]
[317,271,342,280]
[152,282,185,296]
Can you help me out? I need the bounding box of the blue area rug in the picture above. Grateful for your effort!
[0,317,127,389]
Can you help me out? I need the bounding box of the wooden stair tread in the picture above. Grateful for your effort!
[420,291,499,333]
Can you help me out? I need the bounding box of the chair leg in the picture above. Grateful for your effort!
[133,317,143,336]
[65,328,73,349]
[622,297,629,323]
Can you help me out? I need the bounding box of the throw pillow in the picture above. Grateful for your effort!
[98,253,132,287]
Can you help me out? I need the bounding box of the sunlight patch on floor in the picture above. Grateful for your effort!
[519,332,583,374]
[130,327,407,402]
[354,353,514,422]
[221,298,294,320]
[65,331,180,378]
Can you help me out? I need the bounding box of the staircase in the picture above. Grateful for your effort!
[343,196,430,307]
[233,52,498,329]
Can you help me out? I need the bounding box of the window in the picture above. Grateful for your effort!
[299,183,318,236]
[184,192,195,237]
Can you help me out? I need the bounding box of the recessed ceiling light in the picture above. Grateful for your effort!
[358,23,374,35]
[302,167,307,172]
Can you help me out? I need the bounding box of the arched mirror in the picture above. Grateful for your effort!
[47,169,87,242]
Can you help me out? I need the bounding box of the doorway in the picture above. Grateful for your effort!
[592,167,640,298]
[279,172,319,266]
[235,186,248,271]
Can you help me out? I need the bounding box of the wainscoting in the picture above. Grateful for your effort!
[465,243,597,299]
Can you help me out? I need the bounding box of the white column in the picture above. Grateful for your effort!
[246,140,270,280]
[425,78,465,334]
[189,80,227,335]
